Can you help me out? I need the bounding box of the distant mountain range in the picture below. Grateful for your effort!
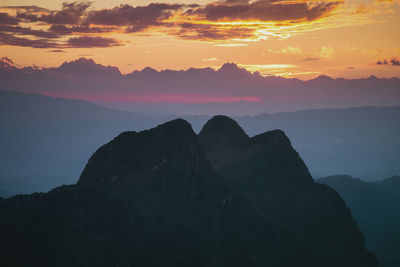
[0,90,399,196]
[317,175,400,267]
[1,57,400,115]
[0,117,376,267]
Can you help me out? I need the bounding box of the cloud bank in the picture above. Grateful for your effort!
[0,0,348,48]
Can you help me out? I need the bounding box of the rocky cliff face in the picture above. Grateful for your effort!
[0,117,376,267]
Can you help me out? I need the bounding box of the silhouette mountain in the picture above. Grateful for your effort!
[2,57,400,115]
[49,57,121,76]
[1,91,399,196]
[217,63,252,78]
[0,117,376,266]
[199,115,312,184]
[199,115,249,152]
[317,175,400,267]
[199,115,376,266]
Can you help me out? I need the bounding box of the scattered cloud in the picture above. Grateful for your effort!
[0,32,59,48]
[0,32,122,48]
[376,59,388,65]
[376,58,400,66]
[391,58,400,66]
[0,56,15,69]
[351,4,369,15]
[0,0,385,47]
[16,2,91,24]
[49,24,115,34]
[281,45,303,55]
[67,36,122,48]
[268,46,304,55]
[303,57,320,61]
[0,25,60,38]
[86,3,184,32]
[202,58,218,61]
[320,46,334,58]
[268,45,334,60]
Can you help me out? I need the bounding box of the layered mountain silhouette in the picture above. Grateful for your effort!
[0,117,376,266]
[317,175,400,267]
[2,57,400,115]
[1,91,399,197]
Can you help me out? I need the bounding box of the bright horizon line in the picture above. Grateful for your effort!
[3,56,400,81]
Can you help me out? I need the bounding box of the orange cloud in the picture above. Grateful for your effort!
[0,0,353,47]
[351,4,369,15]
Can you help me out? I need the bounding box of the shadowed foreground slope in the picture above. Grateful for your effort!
[317,175,400,267]
[0,117,376,267]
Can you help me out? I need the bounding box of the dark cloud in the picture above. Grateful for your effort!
[86,3,184,32]
[0,25,60,38]
[0,0,344,46]
[376,59,388,65]
[48,49,65,53]
[66,36,122,48]
[391,58,400,66]
[185,0,341,22]
[49,24,114,34]
[0,32,59,48]
[17,1,91,24]
[173,23,254,41]
[224,0,251,5]
[0,32,120,49]
[376,58,400,66]
[1,6,49,12]
[0,12,19,25]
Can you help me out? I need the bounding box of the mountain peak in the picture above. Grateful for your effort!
[219,62,239,70]
[152,118,195,138]
[77,118,202,188]
[141,66,158,74]
[368,74,379,80]
[59,57,96,68]
[218,62,248,74]
[54,57,121,76]
[311,74,333,82]
[199,115,249,151]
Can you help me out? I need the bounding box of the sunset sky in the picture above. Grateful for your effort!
[0,0,399,79]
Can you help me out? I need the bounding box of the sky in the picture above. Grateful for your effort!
[0,0,399,79]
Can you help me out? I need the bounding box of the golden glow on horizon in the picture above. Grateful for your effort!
[0,0,399,79]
